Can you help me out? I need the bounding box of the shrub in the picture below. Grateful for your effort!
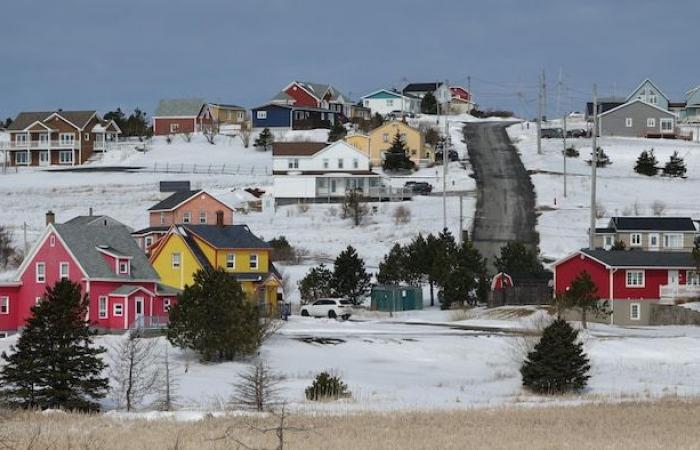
[634,149,658,176]
[305,372,351,401]
[564,147,579,158]
[611,240,626,250]
[393,205,412,225]
[663,151,686,178]
[586,147,611,167]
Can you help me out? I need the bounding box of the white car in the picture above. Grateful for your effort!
[300,298,353,320]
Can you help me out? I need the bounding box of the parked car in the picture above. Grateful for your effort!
[404,181,433,195]
[386,110,415,120]
[541,128,564,138]
[566,128,588,138]
[435,149,459,162]
[300,298,353,320]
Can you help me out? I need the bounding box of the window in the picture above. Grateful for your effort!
[171,253,181,268]
[256,111,267,120]
[169,123,180,133]
[15,152,28,165]
[160,212,166,225]
[36,262,46,283]
[323,159,329,169]
[338,158,344,169]
[183,211,192,223]
[119,260,129,274]
[660,118,674,132]
[99,296,108,318]
[227,110,233,120]
[35,297,42,305]
[649,233,659,249]
[164,298,171,310]
[648,94,657,105]
[630,233,642,246]
[113,303,123,317]
[630,303,641,321]
[237,111,244,121]
[382,133,389,143]
[647,118,656,127]
[603,235,614,250]
[59,133,75,146]
[59,150,73,164]
[84,133,90,141]
[663,233,683,249]
[288,159,299,169]
[50,235,56,247]
[39,133,49,144]
[353,158,359,169]
[363,100,369,107]
[226,253,236,269]
[249,254,258,270]
[199,211,207,224]
[386,99,394,107]
[625,118,633,127]
[0,297,8,314]
[144,236,153,248]
[687,271,700,286]
[16,133,28,144]
[59,262,69,280]
[626,270,645,287]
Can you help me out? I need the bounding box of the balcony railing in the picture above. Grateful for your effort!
[659,284,700,304]
[128,315,170,330]
[0,140,78,150]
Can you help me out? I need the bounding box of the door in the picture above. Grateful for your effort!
[649,233,659,251]
[39,151,49,166]
[134,297,144,322]
[668,270,679,295]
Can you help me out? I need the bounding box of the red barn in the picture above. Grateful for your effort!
[152,98,207,136]
[552,249,698,326]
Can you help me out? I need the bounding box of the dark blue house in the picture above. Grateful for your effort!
[251,103,343,130]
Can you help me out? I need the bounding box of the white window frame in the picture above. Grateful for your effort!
[36,262,46,283]
[169,123,180,133]
[99,296,108,318]
[59,133,75,146]
[630,303,641,321]
[183,211,192,224]
[39,133,49,144]
[603,235,614,250]
[353,158,359,169]
[663,233,683,249]
[118,260,129,275]
[288,158,299,169]
[625,118,633,128]
[256,110,267,120]
[322,159,329,169]
[113,303,123,317]
[338,158,344,169]
[171,253,181,269]
[164,298,171,310]
[84,133,90,141]
[199,211,207,224]
[648,94,657,105]
[58,150,73,164]
[59,262,69,280]
[144,236,153,248]
[249,253,259,270]
[0,297,8,314]
[649,233,659,249]
[660,118,674,132]
[226,253,236,269]
[15,151,29,165]
[382,133,389,143]
[647,118,656,128]
[386,99,394,107]
[630,233,642,247]
[160,212,166,225]
[687,271,700,286]
[626,270,645,288]
[15,133,28,144]
[35,297,42,305]
[50,235,56,247]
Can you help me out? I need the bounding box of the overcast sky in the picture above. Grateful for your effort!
[1,0,697,120]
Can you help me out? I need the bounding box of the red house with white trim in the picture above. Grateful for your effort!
[552,249,699,326]
[0,213,178,335]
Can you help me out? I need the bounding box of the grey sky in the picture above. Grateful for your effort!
[1,0,697,120]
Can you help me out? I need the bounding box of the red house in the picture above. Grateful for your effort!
[152,98,207,136]
[553,249,699,326]
[0,213,178,336]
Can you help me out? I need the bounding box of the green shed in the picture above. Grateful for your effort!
[370,285,423,312]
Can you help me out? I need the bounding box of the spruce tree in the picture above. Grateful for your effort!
[298,264,335,303]
[558,271,603,329]
[254,128,274,151]
[430,229,458,309]
[377,244,408,284]
[420,92,438,114]
[634,149,658,176]
[440,240,487,308]
[520,318,590,394]
[663,151,686,177]
[332,246,371,305]
[0,280,108,411]
[494,241,544,274]
[327,121,347,142]
[383,131,415,172]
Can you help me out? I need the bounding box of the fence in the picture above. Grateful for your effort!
[129,315,170,330]
[488,285,553,308]
[140,162,271,176]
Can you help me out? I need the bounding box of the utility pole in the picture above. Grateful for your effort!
[442,79,449,231]
[23,222,28,256]
[542,71,547,123]
[589,84,598,250]
[563,112,567,198]
[556,68,562,119]
[537,72,543,155]
[458,194,464,244]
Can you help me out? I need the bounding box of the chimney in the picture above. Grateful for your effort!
[45,211,55,226]
[89,207,93,216]
[216,210,224,227]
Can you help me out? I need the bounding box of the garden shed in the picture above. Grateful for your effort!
[370,285,423,312]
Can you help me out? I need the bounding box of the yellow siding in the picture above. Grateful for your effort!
[151,234,203,290]
[368,121,433,165]
[345,135,370,156]
[192,235,216,266]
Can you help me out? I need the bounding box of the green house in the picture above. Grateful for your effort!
[370,285,423,312]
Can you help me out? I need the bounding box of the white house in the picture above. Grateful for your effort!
[360,89,421,116]
[272,140,385,200]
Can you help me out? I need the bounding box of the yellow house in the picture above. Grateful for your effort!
[149,224,282,311]
[198,103,248,129]
[353,121,434,167]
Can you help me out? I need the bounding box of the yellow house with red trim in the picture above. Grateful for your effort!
[149,224,282,311]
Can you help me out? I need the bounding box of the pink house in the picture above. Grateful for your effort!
[0,213,178,335]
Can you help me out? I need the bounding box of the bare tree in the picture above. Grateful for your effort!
[109,331,160,411]
[0,225,19,270]
[393,205,412,225]
[231,360,283,412]
[239,121,251,148]
[180,132,193,143]
[342,189,369,226]
[212,404,309,450]
[651,200,666,216]
[154,344,179,411]
[203,121,218,145]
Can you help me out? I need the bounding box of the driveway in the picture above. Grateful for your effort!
[463,122,538,271]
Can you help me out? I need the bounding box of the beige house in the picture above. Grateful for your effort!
[198,103,248,131]
[594,217,698,251]
[346,121,434,167]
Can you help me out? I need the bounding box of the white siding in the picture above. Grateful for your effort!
[272,176,317,198]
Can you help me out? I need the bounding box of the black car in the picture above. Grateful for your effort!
[404,181,433,195]
[566,128,589,138]
[435,149,459,162]
[541,128,564,138]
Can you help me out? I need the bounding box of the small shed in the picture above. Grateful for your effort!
[370,285,423,312]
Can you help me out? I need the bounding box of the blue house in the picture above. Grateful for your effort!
[251,103,342,130]
[625,79,670,111]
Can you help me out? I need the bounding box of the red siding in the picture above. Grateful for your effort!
[554,253,611,299]
[611,269,667,300]
[284,84,320,108]
[153,117,197,136]
[0,285,22,331]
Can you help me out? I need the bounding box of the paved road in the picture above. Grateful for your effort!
[464,122,538,271]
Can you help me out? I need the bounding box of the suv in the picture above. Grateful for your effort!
[434,149,459,162]
[300,298,353,320]
[404,181,433,195]
[541,128,563,138]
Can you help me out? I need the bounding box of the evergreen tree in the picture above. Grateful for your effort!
[520,318,591,394]
[167,268,262,361]
[0,280,108,411]
[298,264,335,303]
[634,149,658,176]
[333,246,371,305]
[377,244,407,284]
[382,131,415,172]
[693,239,700,272]
[440,240,487,308]
[420,92,438,114]
[327,120,347,142]
[587,147,611,167]
[494,241,544,274]
[430,229,458,309]
[2,117,12,129]
[124,108,151,139]
[254,128,274,151]
[405,234,430,288]
[662,151,687,177]
[104,108,127,132]
[558,271,605,329]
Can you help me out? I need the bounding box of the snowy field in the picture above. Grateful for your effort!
[507,121,700,260]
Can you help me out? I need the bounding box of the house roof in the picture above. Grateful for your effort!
[609,216,696,232]
[270,91,296,104]
[53,221,159,280]
[272,142,328,157]
[597,99,678,118]
[580,249,696,268]
[154,98,205,117]
[361,89,420,101]
[403,82,443,93]
[273,170,379,176]
[208,103,245,110]
[7,111,97,131]
[131,226,169,236]
[669,102,687,108]
[110,284,154,297]
[183,224,270,249]
[148,190,203,211]
[625,79,670,103]
[64,215,123,227]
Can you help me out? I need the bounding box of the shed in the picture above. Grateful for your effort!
[370,285,423,312]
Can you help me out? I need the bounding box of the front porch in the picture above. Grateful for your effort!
[659,284,700,305]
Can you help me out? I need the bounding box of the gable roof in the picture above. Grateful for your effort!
[64,215,124,227]
[7,111,98,131]
[598,99,678,118]
[272,142,328,157]
[183,224,270,250]
[208,103,245,110]
[625,79,670,103]
[154,98,205,117]
[403,82,443,93]
[361,89,420,101]
[608,216,696,232]
[580,249,696,268]
[148,190,204,212]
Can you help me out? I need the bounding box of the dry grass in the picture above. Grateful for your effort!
[1,398,700,449]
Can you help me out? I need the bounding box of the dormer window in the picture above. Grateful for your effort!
[118,260,130,275]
